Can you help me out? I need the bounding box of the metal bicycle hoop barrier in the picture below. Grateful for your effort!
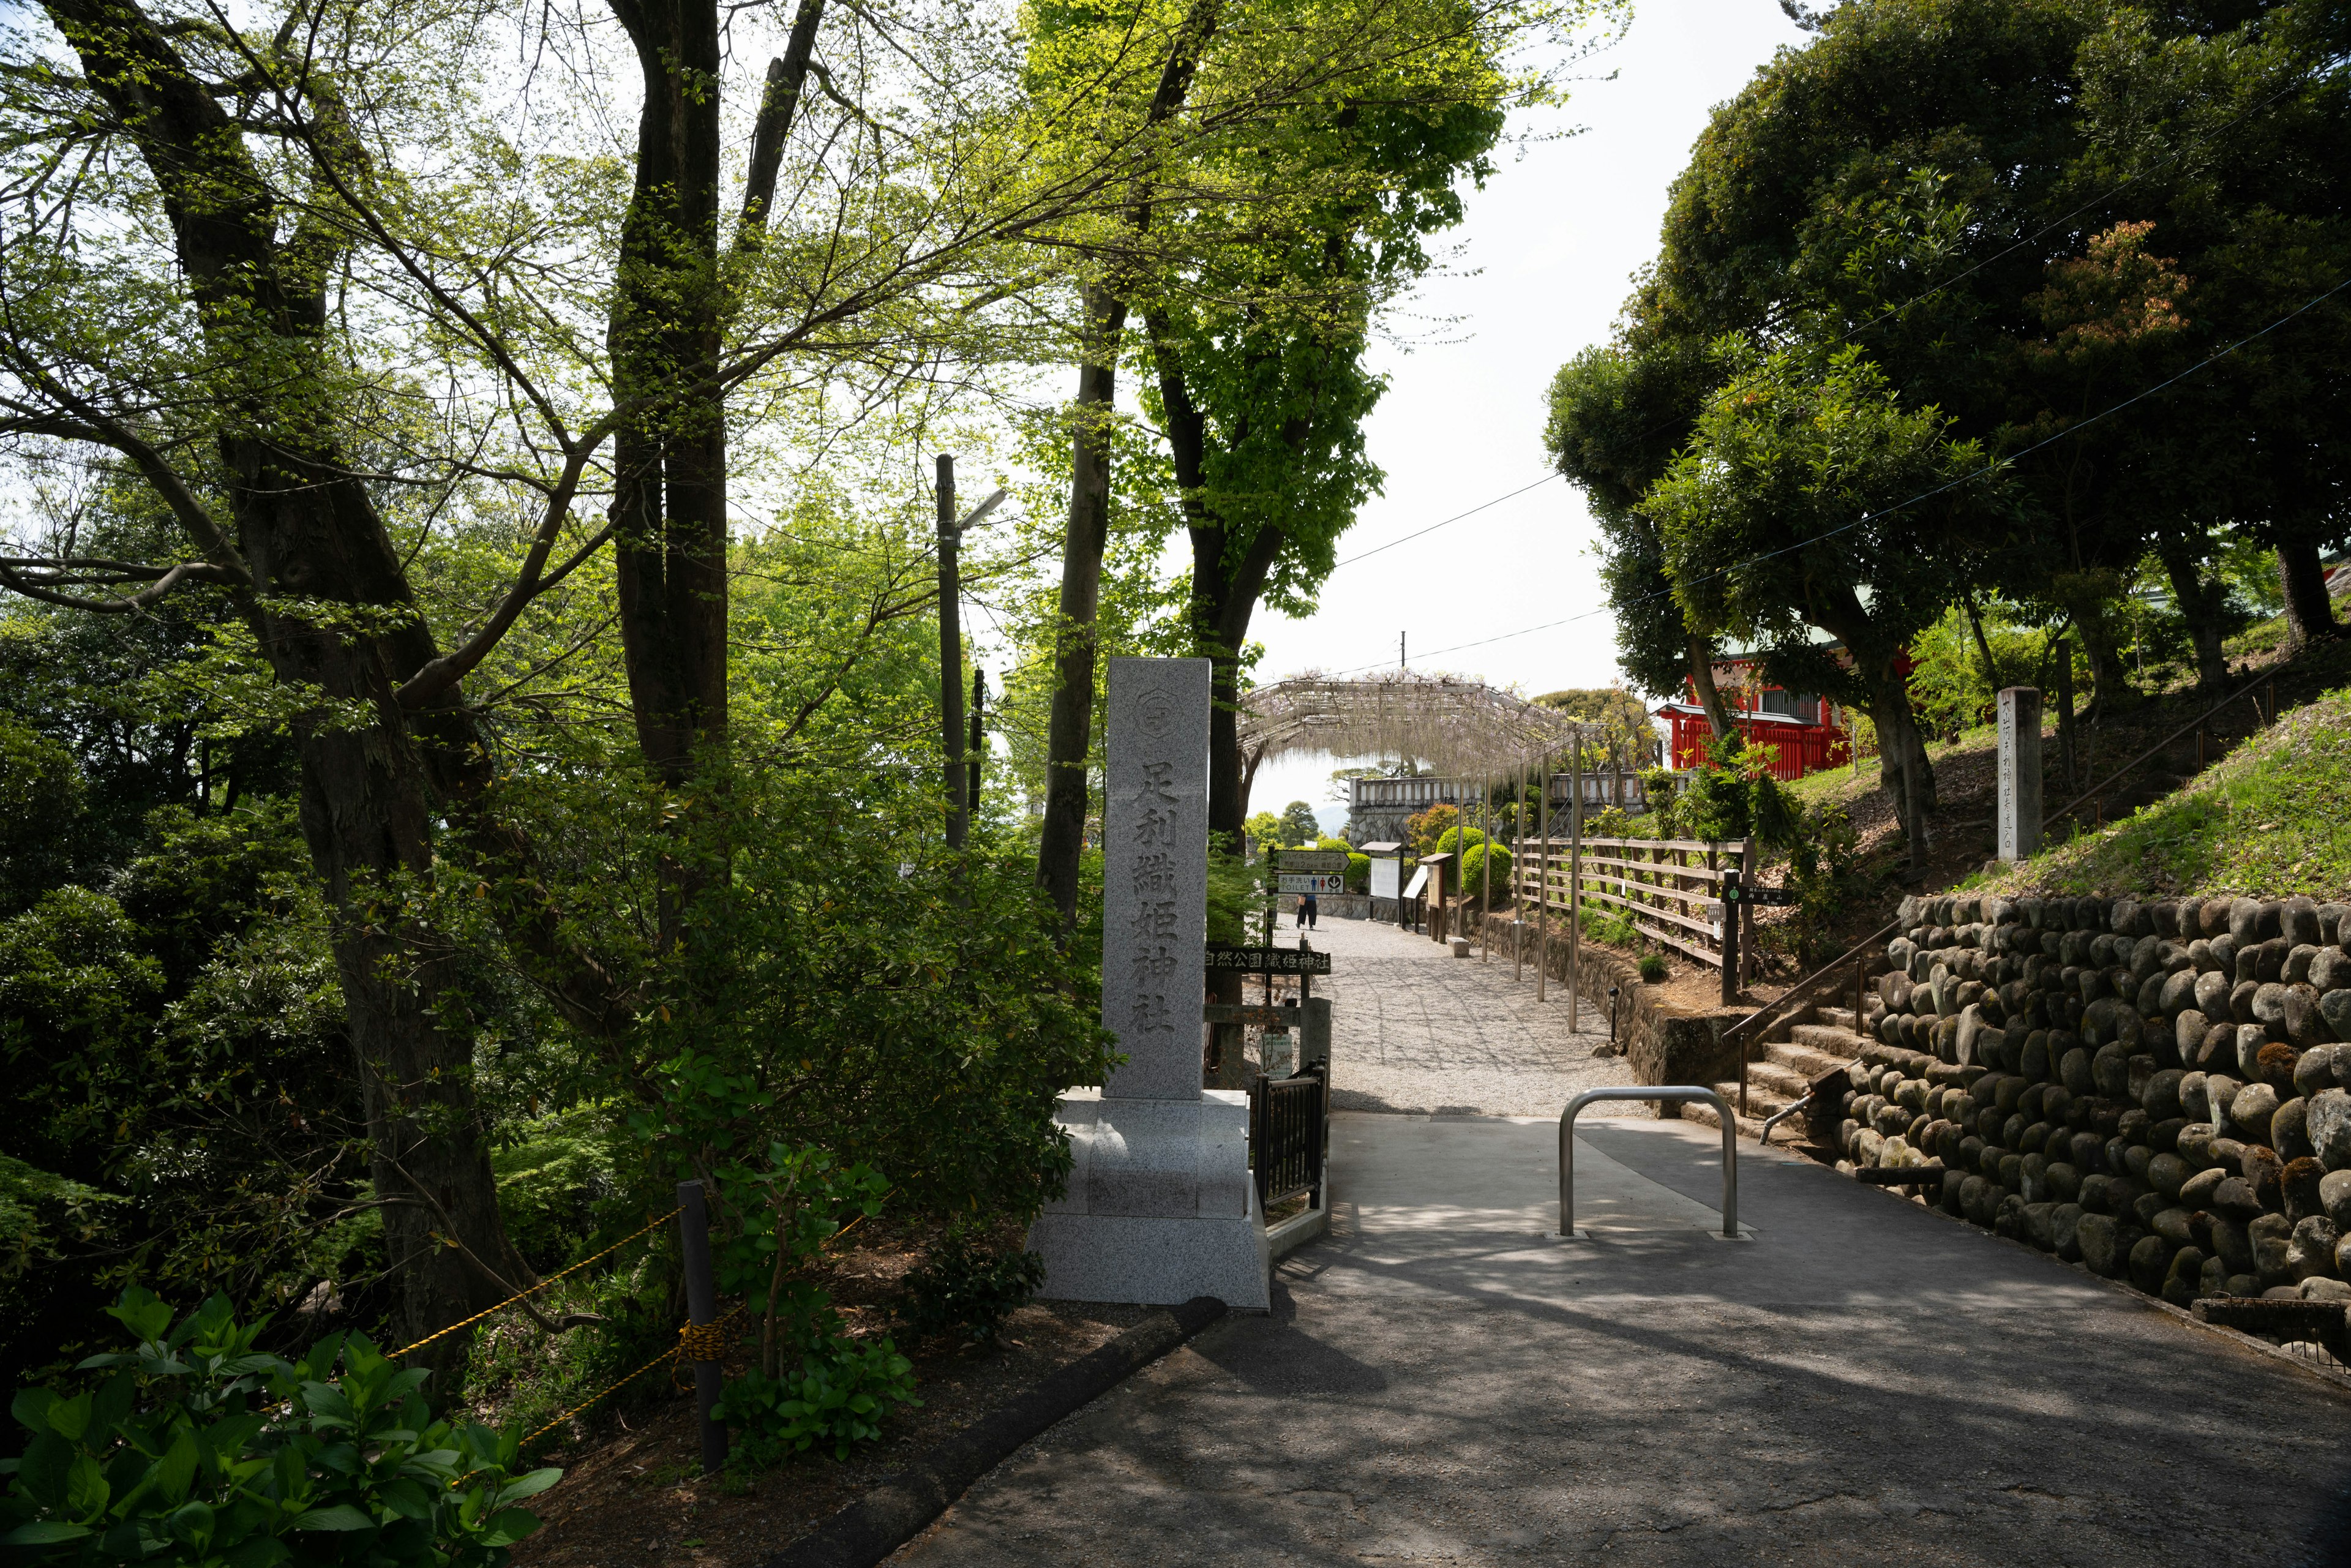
[1559,1086,1739,1239]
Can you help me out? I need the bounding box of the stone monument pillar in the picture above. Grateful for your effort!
[1028,657,1272,1309]
[1997,685,2044,863]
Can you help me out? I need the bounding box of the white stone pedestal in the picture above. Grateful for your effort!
[1029,1088,1271,1308]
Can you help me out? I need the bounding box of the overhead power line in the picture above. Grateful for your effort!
[1329,267,2351,678]
[1327,473,1563,569]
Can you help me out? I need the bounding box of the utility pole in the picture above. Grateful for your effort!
[936,454,967,851]
[969,667,986,825]
[933,458,1008,853]
[1400,631,1406,670]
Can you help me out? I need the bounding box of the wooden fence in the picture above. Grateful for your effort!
[1510,836,1753,970]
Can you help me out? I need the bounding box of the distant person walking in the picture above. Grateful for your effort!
[1299,891,1318,930]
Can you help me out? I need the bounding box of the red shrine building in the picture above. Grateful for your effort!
[1652,651,1857,782]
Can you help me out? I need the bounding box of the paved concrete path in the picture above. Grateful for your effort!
[896,1114,2351,1566]
[1293,910,1635,1117]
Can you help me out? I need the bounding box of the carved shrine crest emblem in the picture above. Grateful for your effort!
[1133,687,1176,740]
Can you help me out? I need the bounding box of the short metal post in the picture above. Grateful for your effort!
[1559,1086,1739,1239]
[678,1179,728,1474]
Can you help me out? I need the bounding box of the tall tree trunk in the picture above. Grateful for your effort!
[2156,536,2232,694]
[2278,539,2341,647]
[1032,2,1220,928]
[1036,287,1128,928]
[1686,634,1735,742]
[2079,618,2135,714]
[608,0,728,790]
[45,0,531,1377]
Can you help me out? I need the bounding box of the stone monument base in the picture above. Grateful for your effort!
[1027,1088,1272,1310]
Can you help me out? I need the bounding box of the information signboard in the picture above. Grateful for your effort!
[1402,865,1428,899]
[1277,873,1347,894]
[1370,858,1400,899]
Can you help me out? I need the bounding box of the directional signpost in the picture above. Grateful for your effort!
[1273,849,1349,896]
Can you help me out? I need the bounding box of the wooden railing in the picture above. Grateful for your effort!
[1511,836,1752,970]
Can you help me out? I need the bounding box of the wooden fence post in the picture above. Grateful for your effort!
[678,1179,729,1475]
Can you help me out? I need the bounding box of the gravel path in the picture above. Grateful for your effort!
[1289,907,1643,1117]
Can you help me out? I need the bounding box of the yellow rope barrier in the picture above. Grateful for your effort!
[391,1205,683,1361]
[519,1342,683,1450]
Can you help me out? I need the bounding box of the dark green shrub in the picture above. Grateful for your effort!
[1637,953,1669,983]
[700,1144,920,1466]
[713,1336,917,1466]
[1,1288,555,1566]
[1431,825,1487,858]
[1454,842,1512,906]
[900,1231,1046,1348]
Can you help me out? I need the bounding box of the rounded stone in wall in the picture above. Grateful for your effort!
[2306,1087,2351,1170]
[2230,1081,2281,1145]
[2249,1212,2295,1287]
[2294,1045,2345,1100]
[2281,985,2326,1050]
[2129,1232,2176,1293]
[2077,1212,2123,1276]
[2090,1043,2131,1099]
[2290,1217,2339,1281]
[2180,1165,2228,1210]
[2047,1201,2082,1260]
[2273,1097,2313,1163]
[2195,969,2232,1017]
[2282,1157,2328,1225]
[2208,1213,2254,1274]
[2162,1244,2207,1306]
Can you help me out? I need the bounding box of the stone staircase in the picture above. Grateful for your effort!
[1679,1005,1870,1143]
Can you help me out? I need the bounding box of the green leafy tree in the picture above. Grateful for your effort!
[1276,801,1323,846]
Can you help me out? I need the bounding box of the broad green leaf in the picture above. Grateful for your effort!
[494,1468,562,1506]
[289,1504,375,1531]
[1,1522,93,1545]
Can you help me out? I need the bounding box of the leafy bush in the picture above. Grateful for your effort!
[1404,803,1458,856]
[1775,803,1867,967]
[713,1334,918,1466]
[698,1144,921,1466]
[1454,842,1512,907]
[1430,825,1486,858]
[1,1288,556,1567]
[1576,904,1639,949]
[1637,953,1669,983]
[899,1230,1045,1348]
[489,1109,632,1274]
[1670,738,1798,848]
[1346,853,1369,892]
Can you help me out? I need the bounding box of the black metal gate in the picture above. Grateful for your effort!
[1250,1062,1326,1211]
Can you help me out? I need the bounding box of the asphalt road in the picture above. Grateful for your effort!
[892,1115,2351,1566]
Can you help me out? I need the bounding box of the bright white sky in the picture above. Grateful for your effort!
[1243,0,1805,825]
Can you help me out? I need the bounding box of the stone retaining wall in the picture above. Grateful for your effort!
[1833,891,2351,1306]
[1457,909,1754,1112]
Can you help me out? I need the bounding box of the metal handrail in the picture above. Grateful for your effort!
[1757,1095,1810,1146]
[1728,917,1899,1117]
[1559,1086,1739,1239]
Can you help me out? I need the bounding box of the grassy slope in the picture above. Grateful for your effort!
[1978,685,2351,901]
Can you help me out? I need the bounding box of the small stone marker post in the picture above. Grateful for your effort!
[1997,686,2044,863]
[1028,657,1272,1308]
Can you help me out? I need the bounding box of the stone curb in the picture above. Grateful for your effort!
[1853,1169,2351,1394]
[755,1296,1229,1568]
